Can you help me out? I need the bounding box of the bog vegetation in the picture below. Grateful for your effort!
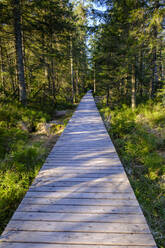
[0,0,165,247]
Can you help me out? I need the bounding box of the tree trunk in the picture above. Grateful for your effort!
[3,46,16,94]
[93,63,96,93]
[75,69,79,102]
[42,34,49,87]
[119,80,122,96]
[12,0,26,105]
[150,1,159,98]
[139,48,143,97]
[70,36,75,104]
[159,43,164,88]
[124,77,127,96]
[106,86,110,106]
[0,42,5,92]
[50,55,56,100]
[131,64,136,109]
[51,62,56,101]
[47,64,51,92]
[150,46,158,98]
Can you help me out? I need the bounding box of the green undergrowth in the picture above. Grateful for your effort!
[98,100,165,248]
[0,101,75,234]
[0,141,47,232]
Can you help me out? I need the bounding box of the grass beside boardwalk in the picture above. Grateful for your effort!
[97,99,165,248]
[0,102,75,234]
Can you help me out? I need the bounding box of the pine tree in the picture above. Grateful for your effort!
[12,0,26,105]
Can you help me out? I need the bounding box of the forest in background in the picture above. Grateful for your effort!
[0,0,165,247]
[92,0,165,107]
[1,0,164,107]
[0,0,89,108]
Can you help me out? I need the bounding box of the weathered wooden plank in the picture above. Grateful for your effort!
[41,165,123,170]
[35,175,128,183]
[45,154,121,158]
[22,197,138,206]
[45,158,121,162]
[45,156,121,160]
[49,146,118,149]
[54,139,112,142]
[26,191,136,199]
[36,172,126,180]
[48,148,116,152]
[17,204,142,214]
[39,168,123,174]
[29,185,133,193]
[44,157,121,162]
[44,161,121,165]
[51,148,116,152]
[33,179,130,187]
[0,243,157,248]
[6,220,150,233]
[34,176,129,184]
[12,212,147,224]
[48,149,117,154]
[1,231,156,246]
[45,157,120,162]
[47,154,118,157]
[47,155,119,159]
[48,150,116,154]
[43,162,122,167]
[36,170,126,178]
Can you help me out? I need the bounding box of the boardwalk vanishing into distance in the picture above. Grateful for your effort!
[0,92,157,247]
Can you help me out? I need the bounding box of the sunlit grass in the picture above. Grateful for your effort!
[99,101,165,248]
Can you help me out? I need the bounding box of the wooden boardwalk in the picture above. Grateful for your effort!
[0,92,157,247]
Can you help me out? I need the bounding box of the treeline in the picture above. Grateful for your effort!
[0,0,88,108]
[92,0,165,108]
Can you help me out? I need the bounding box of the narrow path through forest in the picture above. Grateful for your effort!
[0,92,157,247]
